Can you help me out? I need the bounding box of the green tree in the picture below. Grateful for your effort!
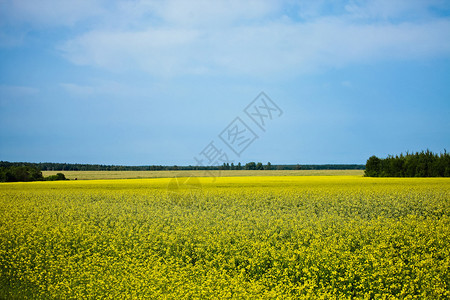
[0,165,43,182]
[245,162,256,170]
[365,156,381,177]
[46,173,67,181]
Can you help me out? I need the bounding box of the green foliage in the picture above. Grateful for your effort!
[365,150,450,177]
[244,162,266,170]
[245,162,257,170]
[0,165,43,182]
[365,155,381,177]
[0,165,67,182]
[45,173,67,181]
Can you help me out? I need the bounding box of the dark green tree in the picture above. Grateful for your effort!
[245,162,256,170]
[364,156,381,177]
[46,173,67,181]
[365,150,449,177]
[0,165,44,182]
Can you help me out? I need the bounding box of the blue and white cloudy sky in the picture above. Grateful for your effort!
[1,0,449,165]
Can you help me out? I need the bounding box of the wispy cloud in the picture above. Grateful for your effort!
[59,16,450,77]
[3,1,450,78]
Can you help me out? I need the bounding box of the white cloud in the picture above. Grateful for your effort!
[60,28,200,74]
[4,0,449,77]
[59,17,450,77]
[0,0,278,29]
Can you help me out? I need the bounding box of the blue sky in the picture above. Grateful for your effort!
[1,0,449,165]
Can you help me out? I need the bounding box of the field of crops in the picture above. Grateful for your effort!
[1,176,449,298]
[42,169,364,180]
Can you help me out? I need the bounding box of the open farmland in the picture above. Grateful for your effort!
[42,169,364,180]
[1,176,449,298]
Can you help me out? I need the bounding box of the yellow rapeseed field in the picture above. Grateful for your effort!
[0,176,449,299]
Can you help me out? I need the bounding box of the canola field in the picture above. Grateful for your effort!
[0,176,449,299]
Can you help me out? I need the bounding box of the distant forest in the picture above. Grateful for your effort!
[365,150,450,177]
[0,161,364,172]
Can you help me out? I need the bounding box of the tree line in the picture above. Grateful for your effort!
[220,162,364,170]
[365,150,450,177]
[0,165,67,182]
[0,161,364,172]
